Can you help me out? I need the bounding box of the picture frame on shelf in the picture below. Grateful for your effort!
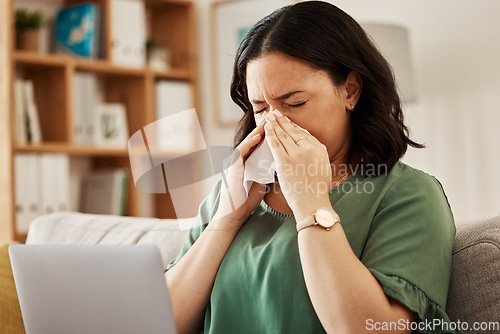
[94,103,129,149]
[211,0,295,128]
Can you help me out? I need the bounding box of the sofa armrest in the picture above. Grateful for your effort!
[26,212,193,268]
[446,216,500,329]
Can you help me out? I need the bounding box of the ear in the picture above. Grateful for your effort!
[344,71,362,111]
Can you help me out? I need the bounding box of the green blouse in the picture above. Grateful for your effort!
[166,161,460,334]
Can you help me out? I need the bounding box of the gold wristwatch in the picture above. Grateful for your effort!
[296,207,340,232]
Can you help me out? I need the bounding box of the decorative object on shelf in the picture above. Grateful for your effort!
[94,103,129,148]
[211,0,294,127]
[15,9,44,51]
[146,39,171,71]
[54,3,103,58]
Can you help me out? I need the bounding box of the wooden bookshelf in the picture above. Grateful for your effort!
[0,0,15,241]
[14,143,130,157]
[14,51,194,79]
[0,0,199,241]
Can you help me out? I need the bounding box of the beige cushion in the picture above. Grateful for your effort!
[26,212,192,268]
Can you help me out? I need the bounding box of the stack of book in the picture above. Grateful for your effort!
[73,72,101,145]
[73,72,129,148]
[81,169,129,216]
[14,79,42,145]
[14,153,70,233]
[14,154,130,232]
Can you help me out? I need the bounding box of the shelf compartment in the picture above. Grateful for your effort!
[146,0,195,72]
[15,61,71,143]
[103,74,149,136]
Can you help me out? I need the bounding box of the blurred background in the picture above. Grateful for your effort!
[1,0,499,242]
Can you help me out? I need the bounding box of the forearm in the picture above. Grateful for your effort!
[165,219,240,334]
[297,223,414,334]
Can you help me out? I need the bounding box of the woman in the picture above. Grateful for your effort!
[165,2,458,333]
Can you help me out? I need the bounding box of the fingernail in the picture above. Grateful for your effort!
[252,134,260,140]
[267,113,276,121]
[265,122,273,130]
[273,109,283,117]
[259,117,266,125]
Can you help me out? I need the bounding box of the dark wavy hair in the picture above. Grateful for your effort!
[230,1,423,172]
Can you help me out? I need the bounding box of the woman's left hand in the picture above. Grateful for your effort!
[265,109,333,221]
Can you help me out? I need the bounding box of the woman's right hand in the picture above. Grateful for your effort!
[211,118,268,232]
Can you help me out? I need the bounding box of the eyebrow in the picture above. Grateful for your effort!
[250,90,306,104]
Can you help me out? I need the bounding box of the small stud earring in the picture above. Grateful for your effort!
[350,104,355,111]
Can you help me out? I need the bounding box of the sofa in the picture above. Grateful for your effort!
[1,212,499,334]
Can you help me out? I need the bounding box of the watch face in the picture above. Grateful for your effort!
[315,209,335,228]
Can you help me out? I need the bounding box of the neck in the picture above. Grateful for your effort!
[329,153,351,176]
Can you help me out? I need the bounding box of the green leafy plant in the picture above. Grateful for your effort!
[15,9,44,31]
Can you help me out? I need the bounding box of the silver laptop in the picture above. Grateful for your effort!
[9,244,177,334]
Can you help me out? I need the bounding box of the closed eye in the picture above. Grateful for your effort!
[285,101,307,109]
[254,106,268,114]
[253,101,307,113]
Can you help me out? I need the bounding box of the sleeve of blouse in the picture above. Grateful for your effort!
[165,180,222,271]
[360,169,460,334]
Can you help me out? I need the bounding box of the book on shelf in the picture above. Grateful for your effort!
[14,153,70,234]
[72,72,105,145]
[110,0,147,67]
[72,73,87,145]
[13,79,27,145]
[81,169,129,216]
[54,3,103,58]
[14,79,42,145]
[14,154,40,233]
[40,154,70,214]
[154,80,195,151]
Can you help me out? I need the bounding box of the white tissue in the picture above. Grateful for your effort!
[243,123,310,194]
[243,137,276,194]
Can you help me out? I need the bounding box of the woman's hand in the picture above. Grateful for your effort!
[212,119,268,231]
[264,109,333,222]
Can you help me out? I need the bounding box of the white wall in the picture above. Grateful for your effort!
[193,0,235,147]
[195,0,500,223]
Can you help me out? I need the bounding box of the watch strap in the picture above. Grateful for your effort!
[296,209,341,232]
[296,215,316,232]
